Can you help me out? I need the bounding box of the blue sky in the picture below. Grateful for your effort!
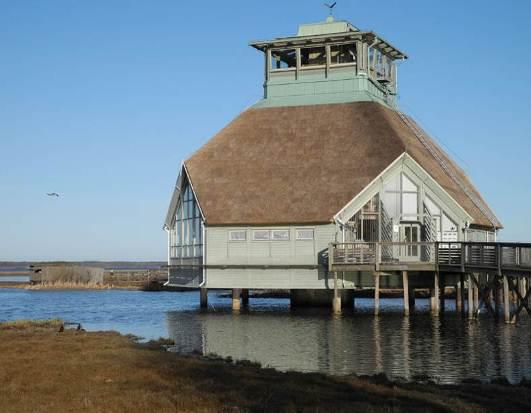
[1,0,530,261]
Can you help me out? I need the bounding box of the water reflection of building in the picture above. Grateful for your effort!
[165,308,531,383]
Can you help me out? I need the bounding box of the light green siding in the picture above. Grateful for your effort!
[204,224,339,289]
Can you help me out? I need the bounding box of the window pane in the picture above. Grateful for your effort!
[272,230,289,241]
[229,231,247,241]
[382,191,400,219]
[271,49,296,70]
[424,196,440,216]
[296,229,314,240]
[402,173,417,192]
[384,174,401,192]
[402,193,418,218]
[301,47,326,67]
[330,44,356,64]
[253,230,270,241]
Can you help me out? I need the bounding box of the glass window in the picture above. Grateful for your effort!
[301,47,326,67]
[330,44,356,65]
[271,49,296,70]
[402,174,418,192]
[229,231,247,242]
[252,230,270,241]
[272,230,289,241]
[424,196,441,216]
[402,193,418,218]
[296,229,314,240]
[169,179,204,261]
[383,174,401,193]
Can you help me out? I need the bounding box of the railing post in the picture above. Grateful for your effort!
[497,244,502,276]
[328,243,334,273]
[461,243,466,273]
[376,243,381,271]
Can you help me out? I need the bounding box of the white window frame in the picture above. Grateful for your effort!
[228,230,247,242]
[296,228,314,241]
[252,230,271,241]
[271,229,290,241]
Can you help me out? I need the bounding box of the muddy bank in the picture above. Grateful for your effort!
[1,321,530,412]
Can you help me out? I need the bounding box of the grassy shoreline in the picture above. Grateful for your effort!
[1,321,530,412]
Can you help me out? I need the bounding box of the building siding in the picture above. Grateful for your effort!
[204,224,338,289]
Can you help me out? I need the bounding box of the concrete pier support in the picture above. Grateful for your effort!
[241,289,249,307]
[200,288,208,308]
[290,289,353,308]
[402,271,410,316]
[374,272,380,316]
[232,288,241,311]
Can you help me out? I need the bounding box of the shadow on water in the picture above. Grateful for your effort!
[166,297,531,384]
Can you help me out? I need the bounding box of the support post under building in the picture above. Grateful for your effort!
[402,271,410,316]
[200,288,208,308]
[232,288,241,311]
[333,272,341,314]
[374,272,380,316]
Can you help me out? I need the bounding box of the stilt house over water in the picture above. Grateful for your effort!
[164,15,503,305]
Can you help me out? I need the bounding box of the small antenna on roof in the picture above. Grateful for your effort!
[324,2,337,17]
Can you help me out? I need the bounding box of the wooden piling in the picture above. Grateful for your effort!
[241,289,249,307]
[503,276,510,323]
[459,274,466,316]
[456,282,463,313]
[232,288,241,311]
[440,273,446,312]
[374,272,380,316]
[473,278,479,315]
[432,272,440,314]
[468,274,474,320]
[332,272,341,314]
[200,288,208,308]
[402,271,410,316]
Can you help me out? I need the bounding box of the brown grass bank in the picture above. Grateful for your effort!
[0,322,530,413]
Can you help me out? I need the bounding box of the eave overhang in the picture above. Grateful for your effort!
[250,31,408,60]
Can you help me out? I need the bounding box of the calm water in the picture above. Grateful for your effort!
[1,288,530,384]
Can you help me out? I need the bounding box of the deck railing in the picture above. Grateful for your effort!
[329,242,531,273]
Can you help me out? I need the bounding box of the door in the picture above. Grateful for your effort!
[400,223,420,261]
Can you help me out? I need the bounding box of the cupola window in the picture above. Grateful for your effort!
[301,46,326,67]
[271,49,296,70]
[330,43,356,65]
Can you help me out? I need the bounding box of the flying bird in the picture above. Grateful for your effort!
[324,2,337,14]
[46,193,60,197]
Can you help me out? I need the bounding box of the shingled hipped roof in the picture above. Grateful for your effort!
[183,101,501,228]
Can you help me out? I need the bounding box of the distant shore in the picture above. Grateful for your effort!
[0,320,529,413]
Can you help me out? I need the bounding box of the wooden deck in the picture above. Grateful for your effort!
[329,241,531,276]
[329,241,531,323]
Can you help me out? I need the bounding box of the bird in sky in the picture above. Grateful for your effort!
[46,193,60,197]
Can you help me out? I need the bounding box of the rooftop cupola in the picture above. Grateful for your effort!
[250,16,407,108]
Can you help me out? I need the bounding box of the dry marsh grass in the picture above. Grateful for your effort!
[0,319,63,330]
[0,321,530,413]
